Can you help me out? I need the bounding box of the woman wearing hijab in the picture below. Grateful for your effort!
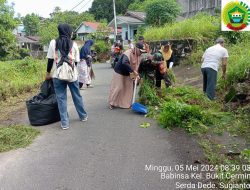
[155,41,174,88]
[46,23,88,130]
[108,42,146,109]
[78,39,94,89]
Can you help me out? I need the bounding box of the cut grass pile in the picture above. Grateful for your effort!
[0,125,40,152]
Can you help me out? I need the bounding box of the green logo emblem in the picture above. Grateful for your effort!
[222,1,250,31]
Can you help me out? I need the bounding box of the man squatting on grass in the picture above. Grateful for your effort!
[201,38,229,100]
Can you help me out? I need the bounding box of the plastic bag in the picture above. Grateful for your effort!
[26,80,60,126]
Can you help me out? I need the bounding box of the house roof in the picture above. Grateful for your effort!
[108,16,145,27]
[26,36,40,42]
[75,21,122,34]
[124,11,146,21]
[83,21,101,30]
[75,21,101,32]
[16,35,38,44]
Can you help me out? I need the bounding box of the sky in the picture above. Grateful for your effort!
[9,0,94,18]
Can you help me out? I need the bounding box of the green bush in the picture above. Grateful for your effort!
[0,57,46,101]
[94,40,110,54]
[145,0,181,26]
[218,42,250,88]
[19,48,30,58]
[157,100,205,128]
[139,79,161,106]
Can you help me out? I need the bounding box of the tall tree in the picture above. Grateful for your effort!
[145,0,180,26]
[39,10,95,45]
[128,0,154,11]
[52,10,95,29]
[23,13,40,36]
[38,20,58,45]
[89,0,136,22]
[0,0,18,59]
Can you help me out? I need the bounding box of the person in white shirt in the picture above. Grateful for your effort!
[46,23,88,130]
[128,39,134,49]
[201,38,229,100]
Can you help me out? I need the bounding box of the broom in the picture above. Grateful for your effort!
[131,77,148,114]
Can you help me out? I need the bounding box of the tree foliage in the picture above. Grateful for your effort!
[22,13,40,36]
[38,21,58,45]
[51,11,95,29]
[91,23,112,40]
[145,0,181,26]
[39,9,95,45]
[89,0,136,22]
[0,0,18,59]
[128,0,154,11]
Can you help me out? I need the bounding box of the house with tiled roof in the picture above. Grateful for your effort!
[75,21,122,41]
[75,21,101,40]
[108,11,146,42]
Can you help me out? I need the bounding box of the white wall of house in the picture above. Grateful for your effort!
[76,25,97,40]
[77,24,96,34]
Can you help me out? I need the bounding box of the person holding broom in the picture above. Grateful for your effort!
[108,42,146,109]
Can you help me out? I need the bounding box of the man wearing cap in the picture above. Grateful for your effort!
[201,38,229,100]
[108,42,146,109]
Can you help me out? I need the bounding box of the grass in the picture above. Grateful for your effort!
[218,41,250,88]
[139,79,250,188]
[0,125,40,152]
[0,57,46,101]
[144,13,219,42]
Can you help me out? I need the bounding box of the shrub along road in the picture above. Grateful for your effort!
[0,63,207,190]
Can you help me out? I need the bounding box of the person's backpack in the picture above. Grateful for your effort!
[56,49,77,82]
[56,56,75,81]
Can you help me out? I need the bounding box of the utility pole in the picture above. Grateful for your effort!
[113,0,118,42]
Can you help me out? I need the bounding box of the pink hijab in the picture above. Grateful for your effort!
[123,48,142,72]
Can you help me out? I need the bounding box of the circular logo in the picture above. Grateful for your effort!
[222,1,250,31]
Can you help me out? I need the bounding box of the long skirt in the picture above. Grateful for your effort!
[77,60,91,85]
[108,72,134,108]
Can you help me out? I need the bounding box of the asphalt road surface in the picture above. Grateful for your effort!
[0,63,206,190]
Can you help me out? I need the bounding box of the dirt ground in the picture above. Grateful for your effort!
[173,63,203,89]
[0,89,39,126]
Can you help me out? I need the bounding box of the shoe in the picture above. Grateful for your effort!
[61,125,69,130]
[81,116,88,122]
[87,84,94,88]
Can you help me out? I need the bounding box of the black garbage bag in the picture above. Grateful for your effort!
[26,80,60,126]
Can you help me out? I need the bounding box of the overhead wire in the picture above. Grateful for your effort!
[77,0,93,12]
[70,0,87,11]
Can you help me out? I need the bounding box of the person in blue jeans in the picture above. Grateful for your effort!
[46,23,88,130]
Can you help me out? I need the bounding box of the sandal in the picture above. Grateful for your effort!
[109,105,114,110]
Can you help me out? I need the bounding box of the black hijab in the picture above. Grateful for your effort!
[56,24,73,58]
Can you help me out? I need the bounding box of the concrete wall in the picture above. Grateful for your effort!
[177,0,221,17]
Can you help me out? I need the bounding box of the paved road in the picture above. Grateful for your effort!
[0,63,205,190]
